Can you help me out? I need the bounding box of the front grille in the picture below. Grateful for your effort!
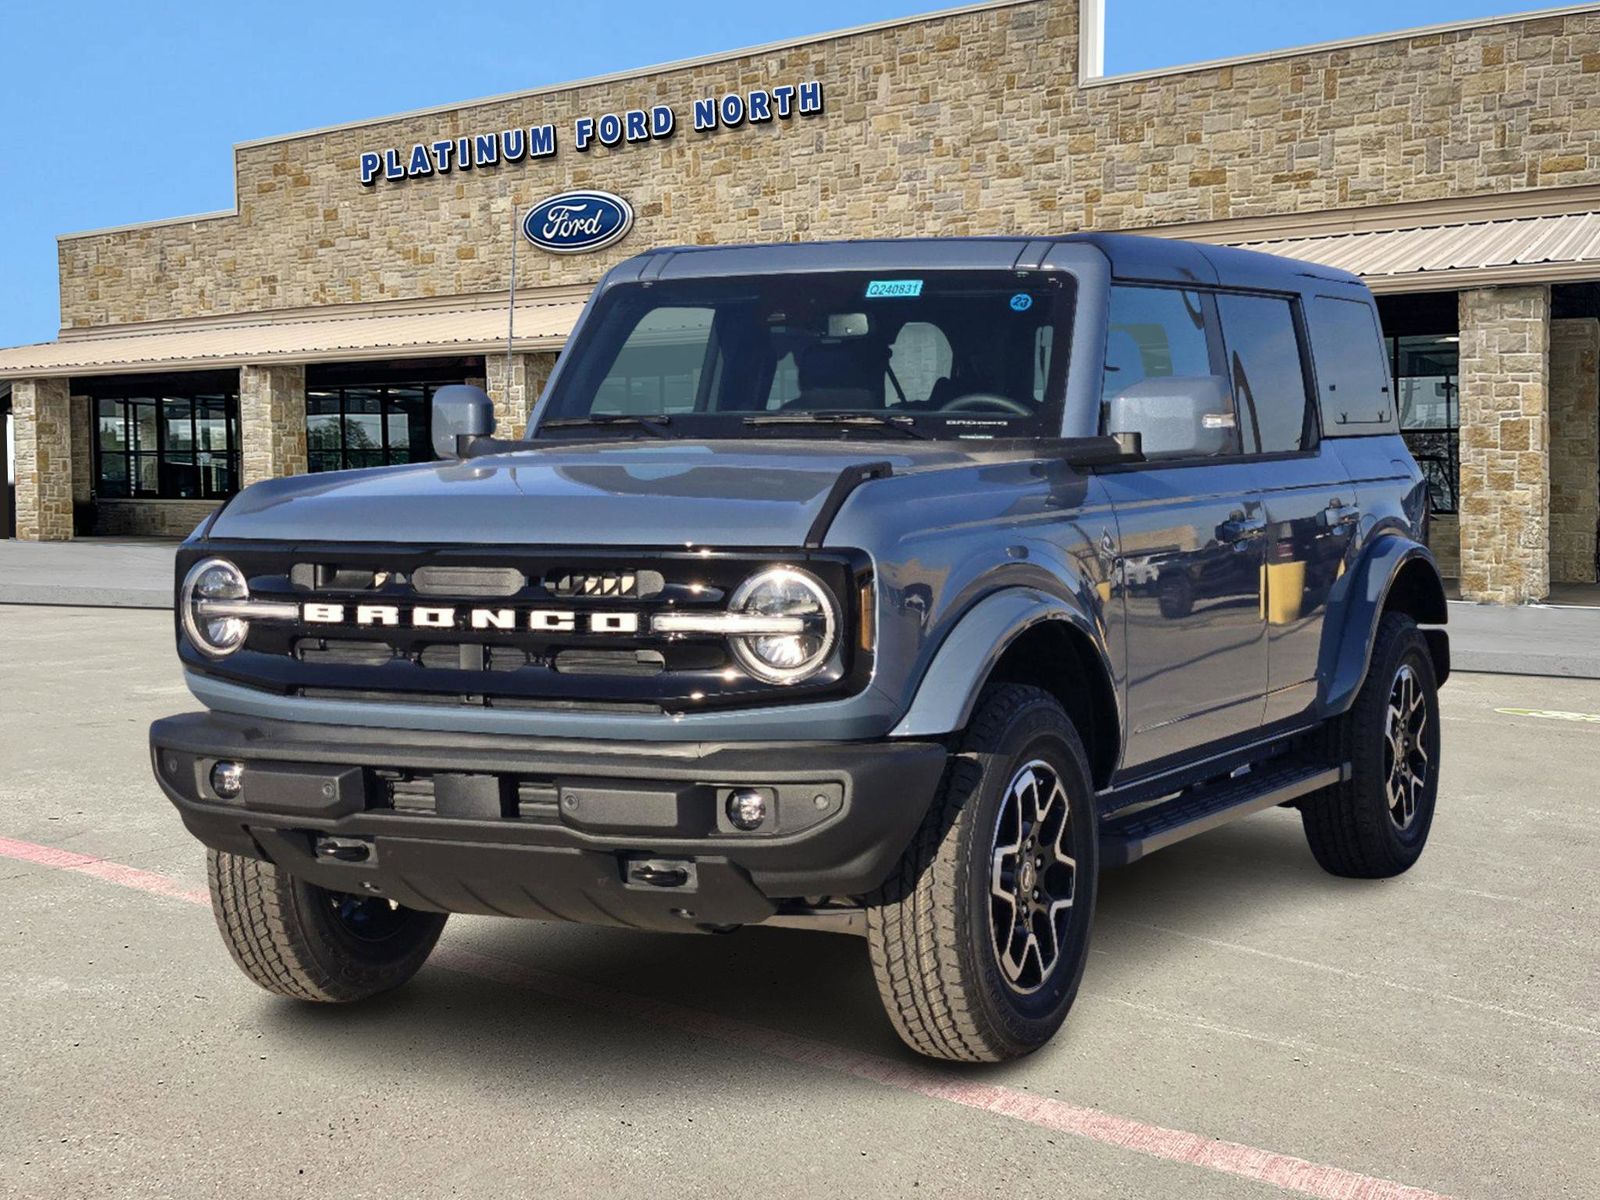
[184,543,872,713]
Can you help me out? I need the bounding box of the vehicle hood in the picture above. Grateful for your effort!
[205,440,1011,547]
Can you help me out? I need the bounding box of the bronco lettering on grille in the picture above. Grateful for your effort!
[301,604,640,634]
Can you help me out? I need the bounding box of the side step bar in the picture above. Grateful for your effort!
[1099,759,1348,867]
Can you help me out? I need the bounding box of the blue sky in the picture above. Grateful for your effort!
[0,0,1556,347]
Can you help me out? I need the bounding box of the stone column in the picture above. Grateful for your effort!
[1457,286,1551,604]
[1549,318,1599,584]
[239,364,307,486]
[486,351,558,436]
[12,377,74,541]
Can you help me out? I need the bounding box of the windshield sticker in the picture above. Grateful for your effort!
[1009,293,1034,312]
[865,280,923,298]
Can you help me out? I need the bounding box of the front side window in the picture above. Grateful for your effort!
[96,388,239,500]
[1100,284,1235,459]
[543,271,1072,440]
[307,383,435,472]
[1217,292,1315,454]
[1101,284,1213,404]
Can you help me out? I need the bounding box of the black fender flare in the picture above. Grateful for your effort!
[1317,534,1448,716]
[889,586,1118,741]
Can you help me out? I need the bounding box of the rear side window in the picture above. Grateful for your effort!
[1307,295,1394,427]
[1217,293,1314,454]
[1101,285,1213,401]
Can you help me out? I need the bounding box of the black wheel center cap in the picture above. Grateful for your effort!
[1019,859,1037,893]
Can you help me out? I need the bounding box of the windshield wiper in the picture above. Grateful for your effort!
[539,414,676,439]
[743,411,929,439]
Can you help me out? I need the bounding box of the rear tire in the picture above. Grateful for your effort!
[207,849,447,1002]
[1300,612,1441,878]
[866,684,1098,1062]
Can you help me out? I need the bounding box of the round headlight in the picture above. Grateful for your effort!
[180,558,250,657]
[728,567,838,684]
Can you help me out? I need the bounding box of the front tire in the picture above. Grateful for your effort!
[1300,612,1441,878]
[207,849,448,1002]
[866,684,1098,1063]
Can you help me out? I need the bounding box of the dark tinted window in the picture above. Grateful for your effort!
[95,390,239,500]
[1217,293,1313,454]
[1309,295,1393,426]
[306,382,440,472]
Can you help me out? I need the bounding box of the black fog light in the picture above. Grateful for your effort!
[726,788,768,831]
[210,760,244,800]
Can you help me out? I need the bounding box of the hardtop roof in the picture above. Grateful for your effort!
[615,231,1365,292]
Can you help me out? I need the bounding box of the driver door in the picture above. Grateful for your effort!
[1098,284,1269,774]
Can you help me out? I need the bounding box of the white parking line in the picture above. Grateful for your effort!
[1493,707,1600,723]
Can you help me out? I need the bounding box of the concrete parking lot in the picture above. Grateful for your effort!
[2,605,1596,1200]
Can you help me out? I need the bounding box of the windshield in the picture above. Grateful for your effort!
[538,270,1072,440]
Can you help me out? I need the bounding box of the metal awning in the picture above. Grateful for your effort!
[1230,211,1600,292]
[0,295,587,380]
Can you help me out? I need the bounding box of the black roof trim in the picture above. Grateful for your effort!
[615,232,1365,290]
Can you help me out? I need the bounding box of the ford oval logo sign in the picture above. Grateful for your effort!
[521,190,634,255]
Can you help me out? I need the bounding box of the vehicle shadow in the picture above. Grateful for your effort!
[256,807,1371,1081]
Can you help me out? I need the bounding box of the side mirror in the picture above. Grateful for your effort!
[1106,375,1235,460]
[431,385,496,460]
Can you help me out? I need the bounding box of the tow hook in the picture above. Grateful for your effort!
[315,836,374,864]
[625,857,696,889]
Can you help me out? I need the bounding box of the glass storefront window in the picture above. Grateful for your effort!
[306,382,441,471]
[95,388,238,500]
[1387,335,1460,514]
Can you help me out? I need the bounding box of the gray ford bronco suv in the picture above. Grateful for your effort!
[151,234,1448,1062]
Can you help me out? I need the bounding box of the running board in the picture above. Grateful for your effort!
[1099,760,1348,867]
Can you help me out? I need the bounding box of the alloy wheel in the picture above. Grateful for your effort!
[989,759,1078,993]
[1384,663,1430,831]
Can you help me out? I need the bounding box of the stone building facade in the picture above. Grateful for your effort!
[4,0,1600,603]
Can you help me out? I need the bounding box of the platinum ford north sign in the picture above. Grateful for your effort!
[358,81,823,186]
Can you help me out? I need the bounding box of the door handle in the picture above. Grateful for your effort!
[1221,515,1268,549]
[1323,498,1360,528]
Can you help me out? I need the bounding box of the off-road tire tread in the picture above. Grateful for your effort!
[866,683,1093,1062]
[207,849,445,1003]
[1300,612,1437,879]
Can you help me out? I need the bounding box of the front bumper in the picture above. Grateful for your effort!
[150,711,948,933]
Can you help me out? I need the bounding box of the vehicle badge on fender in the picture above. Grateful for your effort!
[521,191,634,255]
